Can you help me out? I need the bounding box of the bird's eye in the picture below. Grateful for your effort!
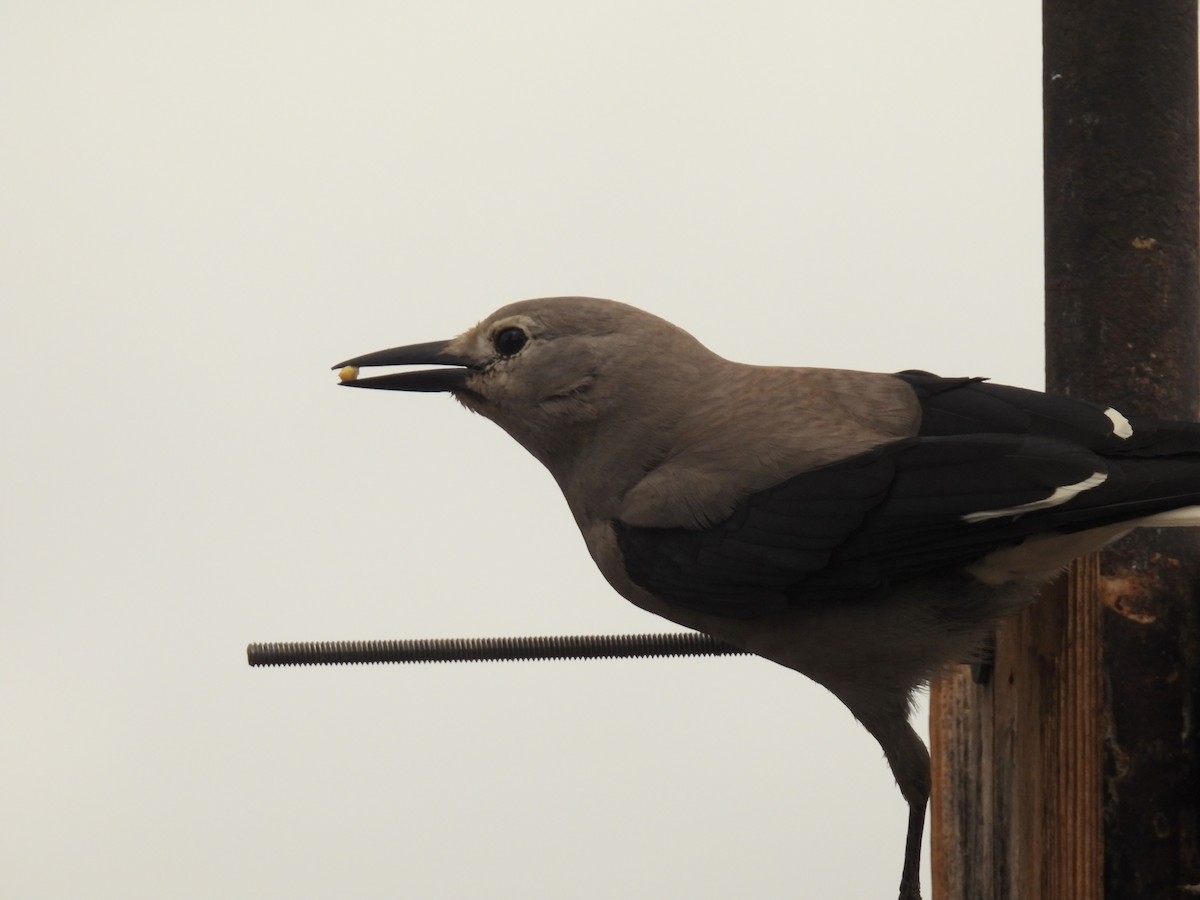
[493,326,528,357]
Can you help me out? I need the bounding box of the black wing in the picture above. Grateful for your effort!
[897,371,1200,455]
[616,375,1200,619]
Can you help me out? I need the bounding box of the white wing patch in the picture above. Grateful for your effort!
[962,471,1108,524]
[1104,407,1133,439]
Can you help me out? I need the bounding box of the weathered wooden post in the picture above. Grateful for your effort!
[930,3,1200,898]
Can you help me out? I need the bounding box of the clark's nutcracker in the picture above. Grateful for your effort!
[334,297,1200,900]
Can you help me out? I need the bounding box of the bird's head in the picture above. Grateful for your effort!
[333,297,716,474]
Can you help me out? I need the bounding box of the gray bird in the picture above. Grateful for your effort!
[334,297,1200,900]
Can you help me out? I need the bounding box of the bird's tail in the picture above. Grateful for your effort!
[1138,505,1200,527]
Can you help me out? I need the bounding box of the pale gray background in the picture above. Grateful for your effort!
[3,3,1042,898]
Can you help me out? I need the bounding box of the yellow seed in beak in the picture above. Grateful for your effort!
[338,366,359,382]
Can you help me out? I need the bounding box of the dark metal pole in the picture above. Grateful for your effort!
[932,4,1200,899]
[1044,2,1200,897]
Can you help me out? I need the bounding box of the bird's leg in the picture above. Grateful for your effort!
[854,708,931,900]
[899,795,927,900]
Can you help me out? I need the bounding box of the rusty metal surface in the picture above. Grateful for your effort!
[1096,534,1200,898]
[935,5,1200,899]
[1043,1,1200,896]
[1043,0,1199,417]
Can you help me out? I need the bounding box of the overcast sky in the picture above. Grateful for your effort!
[3,4,1042,898]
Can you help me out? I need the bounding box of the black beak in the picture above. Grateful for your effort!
[331,339,477,392]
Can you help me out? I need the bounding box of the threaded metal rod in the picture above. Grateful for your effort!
[247,632,750,667]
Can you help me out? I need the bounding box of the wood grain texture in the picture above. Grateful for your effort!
[930,557,1101,900]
